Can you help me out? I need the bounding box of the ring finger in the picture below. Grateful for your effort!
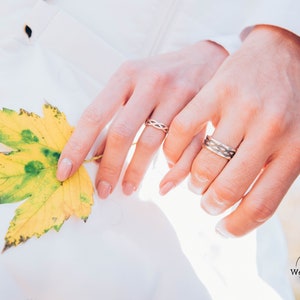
[122,97,192,195]
[188,114,245,196]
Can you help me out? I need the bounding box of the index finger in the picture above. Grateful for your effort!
[56,75,131,181]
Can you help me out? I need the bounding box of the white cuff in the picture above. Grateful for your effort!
[208,34,242,55]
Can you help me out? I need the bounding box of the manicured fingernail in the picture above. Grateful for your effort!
[215,221,235,238]
[123,182,136,196]
[159,182,175,196]
[57,158,72,181]
[188,175,209,195]
[167,160,175,168]
[97,181,112,199]
[188,180,203,195]
[201,192,224,216]
[194,174,209,184]
[188,177,204,195]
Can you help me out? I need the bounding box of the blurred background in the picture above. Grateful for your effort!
[278,177,300,300]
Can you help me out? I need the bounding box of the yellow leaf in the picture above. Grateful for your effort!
[0,104,94,251]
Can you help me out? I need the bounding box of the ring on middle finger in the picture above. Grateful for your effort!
[203,135,237,160]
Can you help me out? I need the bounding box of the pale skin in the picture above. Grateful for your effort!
[57,24,300,237]
[56,40,228,193]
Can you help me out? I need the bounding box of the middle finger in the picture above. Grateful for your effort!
[95,82,157,198]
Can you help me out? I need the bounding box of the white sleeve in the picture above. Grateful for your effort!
[243,0,300,37]
[208,34,242,55]
[209,0,300,55]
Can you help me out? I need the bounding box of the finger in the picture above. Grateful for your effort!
[163,87,216,165]
[188,113,245,197]
[121,114,170,195]
[95,81,160,199]
[159,130,205,195]
[121,88,195,195]
[215,153,300,237]
[200,132,271,215]
[56,74,131,181]
[89,129,108,162]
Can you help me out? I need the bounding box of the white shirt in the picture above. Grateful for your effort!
[0,1,296,299]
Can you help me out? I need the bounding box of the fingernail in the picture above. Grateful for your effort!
[123,182,136,196]
[97,181,112,199]
[167,160,175,168]
[188,175,209,195]
[215,221,235,238]
[201,193,224,216]
[194,174,209,184]
[188,176,203,195]
[57,158,72,181]
[159,182,175,196]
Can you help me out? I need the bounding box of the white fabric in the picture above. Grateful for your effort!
[0,0,296,299]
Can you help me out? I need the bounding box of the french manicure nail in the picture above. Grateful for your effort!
[167,160,175,168]
[188,178,203,195]
[123,182,136,196]
[57,158,72,181]
[215,222,235,239]
[193,174,209,184]
[201,193,224,216]
[159,181,175,196]
[97,181,112,199]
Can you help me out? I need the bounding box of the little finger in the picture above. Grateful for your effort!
[216,153,300,237]
[159,130,205,195]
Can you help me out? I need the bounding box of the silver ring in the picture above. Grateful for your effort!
[203,135,236,160]
[145,119,169,133]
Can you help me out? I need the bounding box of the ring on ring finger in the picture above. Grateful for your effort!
[203,135,237,160]
[145,118,169,133]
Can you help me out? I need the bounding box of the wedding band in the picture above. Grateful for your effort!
[145,119,169,133]
[203,135,236,160]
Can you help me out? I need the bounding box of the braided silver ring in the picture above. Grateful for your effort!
[145,119,169,133]
[203,135,236,160]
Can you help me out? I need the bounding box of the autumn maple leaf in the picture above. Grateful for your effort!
[0,104,94,252]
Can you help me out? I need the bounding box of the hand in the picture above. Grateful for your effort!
[56,41,228,198]
[163,25,300,236]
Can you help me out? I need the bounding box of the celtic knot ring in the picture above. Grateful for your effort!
[145,119,169,133]
[203,135,237,160]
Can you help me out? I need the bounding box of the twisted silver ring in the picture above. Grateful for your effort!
[145,119,169,133]
[203,135,236,160]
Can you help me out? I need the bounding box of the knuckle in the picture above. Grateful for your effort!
[213,181,237,203]
[126,165,144,182]
[162,142,177,163]
[66,139,85,156]
[99,163,120,179]
[144,68,169,88]
[118,60,140,76]
[263,112,286,138]
[138,136,160,153]
[82,105,103,126]
[171,80,198,98]
[241,97,260,117]
[172,165,189,179]
[216,82,238,100]
[247,200,274,223]
[192,162,215,181]
[171,115,190,136]
[108,122,134,144]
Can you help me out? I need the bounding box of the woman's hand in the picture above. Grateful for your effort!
[163,25,300,237]
[56,40,228,198]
